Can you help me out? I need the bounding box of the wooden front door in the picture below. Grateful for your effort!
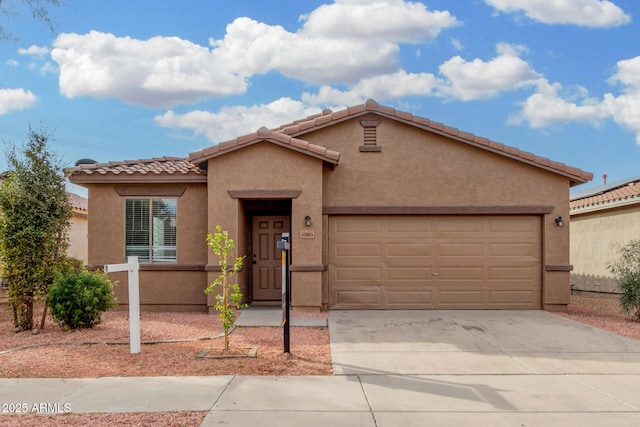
[252,216,290,301]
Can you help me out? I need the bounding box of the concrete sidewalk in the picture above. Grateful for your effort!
[1,310,640,426]
[235,306,327,327]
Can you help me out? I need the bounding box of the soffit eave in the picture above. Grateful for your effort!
[570,196,640,216]
[189,138,340,166]
[67,173,207,185]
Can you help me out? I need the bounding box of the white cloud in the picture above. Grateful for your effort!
[438,43,541,100]
[49,1,460,107]
[302,70,440,106]
[6,59,19,66]
[302,44,542,105]
[511,80,608,127]
[18,45,50,56]
[485,0,631,27]
[207,1,459,85]
[608,56,640,93]
[0,88,38,115]
[210,17,399,85]
[602,94,640,143]
[38,62,57,75]
[450,38,464,51]
[300,0,460,43]
[603,56,640,143]
[155,98,321,143]
[512,56,640,144]
[51,31,248,108]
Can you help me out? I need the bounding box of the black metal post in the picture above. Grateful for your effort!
[277,233,291,353]
[284,249,290,353]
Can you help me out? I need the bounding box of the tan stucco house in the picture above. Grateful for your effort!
[570,176,640,294]
[65,100,592,313]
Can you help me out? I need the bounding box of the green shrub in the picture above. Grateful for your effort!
[47,270,116,330]
[55,257,85,276]
[608,240,640,321]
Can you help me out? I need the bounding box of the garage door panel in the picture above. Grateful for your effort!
[489,242,537,256]
[437,266,485,280]
[437,217,484,233]
[329,215,541,310]
[387,289,434,305]
[438,242,484,256]
[489,266,538,280]
[332,289,381,306]
[335,243,381,257]
[333,217,381,233]
[438,290,484,305]
[489,217,537,232]
[387,242,433,257]
[387,266,433,281]
[335,266,381,281]
[489,290,536,305]
[387,217,434,233]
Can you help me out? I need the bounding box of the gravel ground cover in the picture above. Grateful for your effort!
[1,295,639,426]
[556,294,640,340]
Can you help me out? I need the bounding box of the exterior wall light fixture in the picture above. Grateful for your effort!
[555,216,564,227]
[305,215,312,227]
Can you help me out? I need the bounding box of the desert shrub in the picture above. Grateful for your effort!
[47,270,116,330]
[608,240,640,321]
[55,257,85,276]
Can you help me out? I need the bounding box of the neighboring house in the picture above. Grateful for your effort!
[67,192,89,263]
[570,176,640,294]
[65,100,592,313]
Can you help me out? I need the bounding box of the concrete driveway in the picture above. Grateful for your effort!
[329,309,640,375]
[323,310,640,426]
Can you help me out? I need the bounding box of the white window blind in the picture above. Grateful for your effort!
[125,198,177,262]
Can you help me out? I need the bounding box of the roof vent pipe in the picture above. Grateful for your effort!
[602,174,607,184]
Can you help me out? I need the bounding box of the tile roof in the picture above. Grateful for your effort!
[188,127,340,165]
[64,100,591,186]
[68,193,88,213]
[273,99,593,185]
[570,178,640,212]
[65,157,205,181]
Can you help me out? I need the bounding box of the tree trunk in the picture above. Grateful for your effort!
[17,299,34,330]
[39,303,48,330]
[223,273,229,351]
[11,302,18,328]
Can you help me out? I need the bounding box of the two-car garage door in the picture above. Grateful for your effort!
[328,215,541,310]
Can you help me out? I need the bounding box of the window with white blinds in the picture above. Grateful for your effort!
[125,198,177,262]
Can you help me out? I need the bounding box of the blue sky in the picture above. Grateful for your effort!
[1,0,640,196]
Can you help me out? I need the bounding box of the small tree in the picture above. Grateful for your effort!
[608,240,640,321]
[204,226,246,352]
[0,126,71,331]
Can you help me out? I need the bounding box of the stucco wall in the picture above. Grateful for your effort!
[570,204,640,293]
[303,115,573,310]
[205,142,324,311]
[67,212,88,263]
[87,183,209,310]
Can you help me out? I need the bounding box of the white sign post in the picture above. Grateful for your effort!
[104,256,141,354]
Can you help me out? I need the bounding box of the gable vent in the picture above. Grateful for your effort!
[359,119,382,152]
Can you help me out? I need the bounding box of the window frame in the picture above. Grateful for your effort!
[124,197,177,263]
